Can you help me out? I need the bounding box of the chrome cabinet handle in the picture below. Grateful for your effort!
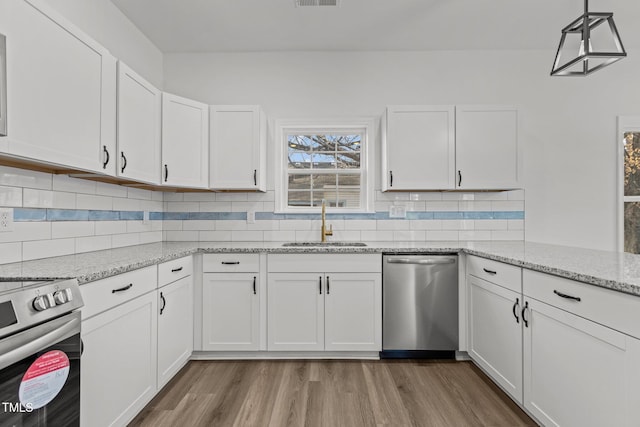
[171,267,183,273]
[112,283,133,293]
[103,146,110,169]
[512,298,520,324]
[483,268,497,275]
[553,290,581,302]
[221,261,240,265]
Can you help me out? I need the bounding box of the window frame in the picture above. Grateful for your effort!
[274,118,376,214]
[618,116,640,252]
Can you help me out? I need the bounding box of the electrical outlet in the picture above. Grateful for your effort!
[142,211,150,225]
[0,208,14,232]
[247,210,256,224]
[389,204,407,219]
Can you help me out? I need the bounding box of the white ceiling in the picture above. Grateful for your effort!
[110,0,639,53]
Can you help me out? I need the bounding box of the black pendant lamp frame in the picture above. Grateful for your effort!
[551,0,626,76]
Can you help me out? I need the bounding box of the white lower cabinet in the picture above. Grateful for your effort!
[267,254,382,352]
[202,273,260,350]
[467,275,522,403]
[81,290,157,427]
[157,276,193,388]
[522,297,640,427]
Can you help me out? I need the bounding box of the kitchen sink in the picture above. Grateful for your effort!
[282,242,367,247]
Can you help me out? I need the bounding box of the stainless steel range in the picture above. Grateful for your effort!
[0,278,84,426]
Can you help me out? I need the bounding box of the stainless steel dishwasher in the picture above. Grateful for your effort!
[382,254,458,358]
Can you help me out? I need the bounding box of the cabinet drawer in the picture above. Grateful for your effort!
[467,255,521,293]
[158,256,193,287]
[268,253,381,273]
[523,269,640,339]
[81,266,157,320]
[203,253,260,272]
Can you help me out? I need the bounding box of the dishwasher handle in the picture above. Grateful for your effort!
[386,258,456,265]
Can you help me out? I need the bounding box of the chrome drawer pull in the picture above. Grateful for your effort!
[112,283,133,294]
[553,290,581,302]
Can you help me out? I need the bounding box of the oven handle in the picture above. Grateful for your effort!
[0,315,80,371]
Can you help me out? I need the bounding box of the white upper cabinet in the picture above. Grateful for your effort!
[210,105,266,191]
[161,93,209,188]
[456,105,520,190]
[117,61,161,185]
[0,0,117,174]
[382,105,520,191]
[382,105,455,191]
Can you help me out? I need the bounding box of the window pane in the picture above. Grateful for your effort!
[336,134,361,152]
[312,153,336,169]
[311,135,336,152]
[624,132,640,196]
[336,152,360,169]
[288,191,311,207]
[338,174,361,187]
[288,152,311,169]
[625,202,640,253]
[337,191,360,208]
[289,174,311,190]
[287,135,313,152]
[311,174,337,192]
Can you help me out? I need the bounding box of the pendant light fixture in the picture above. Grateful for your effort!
[551,0,626,76]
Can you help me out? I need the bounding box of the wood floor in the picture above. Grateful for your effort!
[130,360,535,427]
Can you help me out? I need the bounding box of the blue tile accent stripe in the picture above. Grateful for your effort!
[13,208,524,222]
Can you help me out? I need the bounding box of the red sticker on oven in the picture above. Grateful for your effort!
[18,350,70,410]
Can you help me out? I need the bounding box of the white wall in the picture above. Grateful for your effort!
[164,50,640,251]
[47,0,163,87]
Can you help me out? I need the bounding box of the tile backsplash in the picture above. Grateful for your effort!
[0,165,524,264]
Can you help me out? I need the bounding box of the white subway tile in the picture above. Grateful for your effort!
[442,220,474,230]
[474,220,509,231]
[442,193,468,201]
[167,202,199,212]
[75,235,111,253]
[23,238,75,261]
[361,231,394,241]
[94,221,127,236]
[152,191,164,202]
[332,230,362,241]
[151,221,163,231]
[232,231,263,241]
[199,202,232,212]
[23,189,76,209]
[322,219,344,231]
[507,189,525,201]
[52,222,95,239]
[459,230,492,241]
[473,192,509,201]
[0,242,22,264]
[199,230,232,241]
[0,186,22,207]
[294,230,320,241]
[141,200,163,212]
[374,201,392,212]
[347,220,377,230]
[280,220,311,231]
[0,166,51,190]
[164,231,199,241]
[217,193,247,201]
[409,192,443,201]
[491,230,525,241]
[183,193,216,202]
[263,201,276,212]
[139,231,163,244]
[410,220,443,230]
[0,222,51,243]
[162,220,183,231]
[377,191,409,201]
[163,193,184,202]
[425,201,459,211]
[394,230,426,241]
[264,230,295,242]
[53,175,96,194]
[126,221,153,233]
[76,194,113,211]
[232,201,264,212]
[426,230,459,241]
[111,233,140,248]
[113,197,141,211]
[492,201,525,211]
[215,220,247,231]
[127,187,152,200]
[376,220,410,231]
[247,191,275,202]
[183,220,216,231]
[247,220,280,231]
[508,220,525,230]
[459,201,492,211]
[96,182,128,198]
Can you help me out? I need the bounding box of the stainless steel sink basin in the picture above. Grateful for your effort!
[282,242,367,247]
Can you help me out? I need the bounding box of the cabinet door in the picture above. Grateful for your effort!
[267,273,324,351]
[523,298,640,427]
[382,105,455,190]
[467,276,523,403]
[161,93,209,188]
[202,273,259,351]
[210,105,265,191]
[157,276,193,389]
[117,61,161,184]
[81,291,157,427]
[455,105,519,189]
[0,0,116,174]
[325,273,381,351]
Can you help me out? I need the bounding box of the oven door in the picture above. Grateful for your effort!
[0,311,81,426]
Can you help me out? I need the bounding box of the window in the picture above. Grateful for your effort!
[619,117,640,253]
[275,119,375,213]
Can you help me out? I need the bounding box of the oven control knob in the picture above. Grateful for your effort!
[53,291,67,305]
[64,288,73,302]
[32,296,48,312]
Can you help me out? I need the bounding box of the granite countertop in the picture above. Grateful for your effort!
[2,240,640,297]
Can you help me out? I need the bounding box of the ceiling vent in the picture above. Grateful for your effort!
[295,0,339,7]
